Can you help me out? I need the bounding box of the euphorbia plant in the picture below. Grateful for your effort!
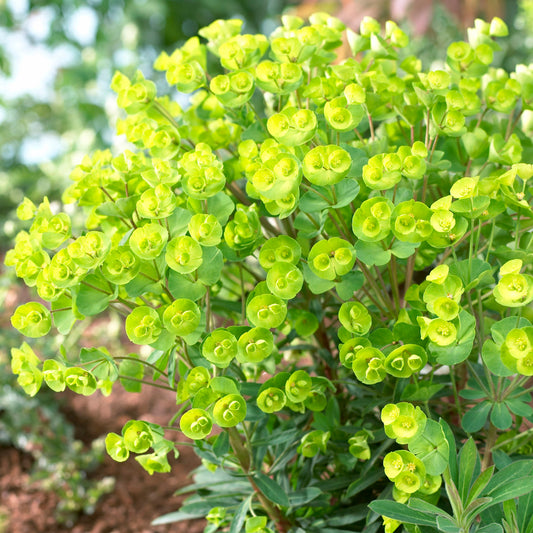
[6,12,533,532]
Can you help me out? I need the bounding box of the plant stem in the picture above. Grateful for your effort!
[481,423,499,470]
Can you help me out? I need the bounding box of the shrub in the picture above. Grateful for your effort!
[6,12,533,533]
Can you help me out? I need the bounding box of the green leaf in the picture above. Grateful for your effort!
[354,240,391,266]
[435,515,461,533]
[167,270,206,300]
[288,487,323,506]
[408,498,453,520]
[341,144,368,178]
[485,476,533,507]
[253,473,289,507]
[335,271,364,301]
[491,317,532,346]
[391,240,418,259]
[505,399,533,418]
[346,470,384,498]
[440,419,458,484]
[408,419,449,475]
[449,258,493,291]
[431,338,473,365]
[197,246,223,285]
[477,525,503,533]
[332,179,359,208]
[152,510,206,525]
[207,192,235,225]
[119,355,144,392]
[457,438,478,503]
[490,402,513,430]
[401,382,444,402]
[465,465,494,507]
[302,263,335,294]
[368,500,437,527]
[75,273,117,316]
[462,401,491,433]
[299,187,331,213]
[213,431,230,457]
[518,488,533,533]
[210,376,239,395]
[482,339,514,377]
[80,347,119,381]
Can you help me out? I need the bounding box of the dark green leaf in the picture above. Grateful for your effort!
[368,500,437,527]
[490,402,512,430]
[167,270,206,301]
[458,438,478,503]
[229,494,254,533]
[354,240,391,266]
[253,473,289,507]
[288,487,323,506]
[482,339,514,377]
[462,401,491,433]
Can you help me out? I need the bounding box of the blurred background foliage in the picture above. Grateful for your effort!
[0,0,532,526]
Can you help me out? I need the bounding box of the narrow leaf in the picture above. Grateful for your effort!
[254,473,289,507]
[368,500,437,527]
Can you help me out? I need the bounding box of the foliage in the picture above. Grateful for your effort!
[5,10,533,533]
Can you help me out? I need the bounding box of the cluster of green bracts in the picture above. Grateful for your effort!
[6,10,533,533]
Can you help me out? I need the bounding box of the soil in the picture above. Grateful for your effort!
[0,384,206,533]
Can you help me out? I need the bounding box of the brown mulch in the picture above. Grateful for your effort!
[0,384,206,533]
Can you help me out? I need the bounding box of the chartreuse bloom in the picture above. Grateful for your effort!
[246,293,287,329]
[180,408,213,439]
[391,200,432,243]
[384,344,427,378]
[185,366,211,395]
[105,433,130,462]
[298,430,330,457]
[11,342,42,396]
[163,299,201,336]
[179,143,226,199]
[202,328,238,368]
[129,223,168,260]
[308,238,356,281]
[339,337,371,368]
[213,394,247,427]
[259,235,301,270]
[237,327,274,364]
[67,231,110,269]
[210,70,255,107]
[266,261,304,299]
[64,367,98,396]
[381,402,427,444]
[136,184,177,219]
[125,306,162,345]
[302,145,352,185]
[101,246,140,285]
[362,153,402,190]
[255,60,303,94]
[11,302,52,338]
[166,235,203,274]
[42,359,66,392]
[188,213,222,246]
[267,107,317,146]
[257,387,286,413]
[339,301,372,335]
[352,197,393,242]
[352,347,386,385]
[418,316,458,346]
[501,327,533,375]
[224,204,261,253]
[285,370,312,403]
[383,450,426,494]
[122,420,154,453]
[348,430,372,460]
[493,260,533,307]
[324,96,364,131]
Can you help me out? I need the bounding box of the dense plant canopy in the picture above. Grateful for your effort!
[6,10,533,533]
